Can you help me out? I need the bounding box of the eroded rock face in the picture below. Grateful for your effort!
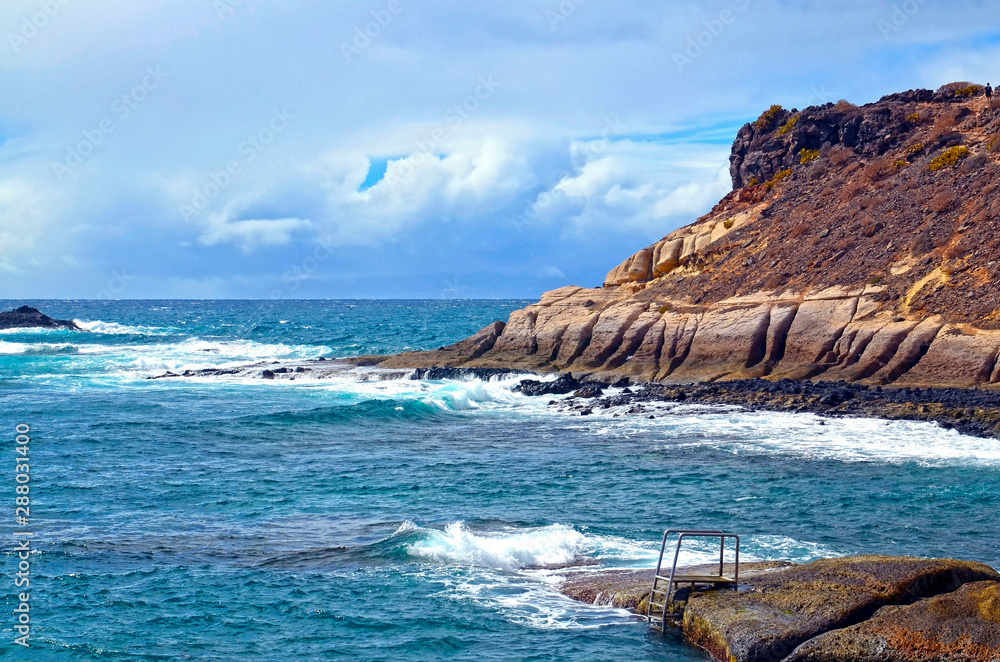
[0,306,80,331]
[785,580,1000,662]
[680,556,1000,662]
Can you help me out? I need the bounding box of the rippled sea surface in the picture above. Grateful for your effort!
[2,300,999,661]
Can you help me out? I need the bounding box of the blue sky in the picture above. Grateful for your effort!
[1,1,998,299]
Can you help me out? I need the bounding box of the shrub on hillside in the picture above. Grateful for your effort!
[799,148,820,164]
[764,168,792,189]
[755,105,784,130]
[776,115,799,136]
[937,81,977,95]
[929,146,970,171]
[862,157,895,182]
[929,191,956,213]
[828,146,853,166]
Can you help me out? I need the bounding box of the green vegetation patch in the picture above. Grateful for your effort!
[777,115,799,136]
[799,148,820,164]
[755,105,784,130]
[929,146,970,171]
[764,168,793,189]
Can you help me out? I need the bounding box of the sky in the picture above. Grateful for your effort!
[1,0,998,299]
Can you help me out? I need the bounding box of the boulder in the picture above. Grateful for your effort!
[0,306,80,330]
[785,580,1000,662]
[514,373,579,396]
[681,556,1000,662]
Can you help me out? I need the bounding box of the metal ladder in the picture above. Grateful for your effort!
[646,529,740,631]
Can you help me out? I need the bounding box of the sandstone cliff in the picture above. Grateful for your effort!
[379,84,1000,389]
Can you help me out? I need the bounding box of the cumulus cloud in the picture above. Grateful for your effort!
[199,216,311,252]
[1,0,998,296]
[517,139,732,235]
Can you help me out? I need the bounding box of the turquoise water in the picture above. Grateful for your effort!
[2,300,999,661]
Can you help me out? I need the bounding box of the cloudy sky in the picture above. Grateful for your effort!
[1,1,998,299]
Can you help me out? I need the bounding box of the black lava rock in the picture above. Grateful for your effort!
[0,306,80,330]
[514,373,580,396]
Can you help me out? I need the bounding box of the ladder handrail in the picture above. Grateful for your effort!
[647,529,740,631]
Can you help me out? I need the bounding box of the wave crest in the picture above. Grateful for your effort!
[406,522,587,570]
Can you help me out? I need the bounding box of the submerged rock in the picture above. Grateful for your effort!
[0,306,80,330]
[785,580,1000,662]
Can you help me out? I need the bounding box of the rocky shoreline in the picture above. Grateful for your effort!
[147,358,1000,439]
[558,555,1000,662]
[387,365,1000,439]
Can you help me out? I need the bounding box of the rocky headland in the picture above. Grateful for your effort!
[371,85,1000,395]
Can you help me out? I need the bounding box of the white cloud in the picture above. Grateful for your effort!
[199,215,311,252]
[529,139,732,234]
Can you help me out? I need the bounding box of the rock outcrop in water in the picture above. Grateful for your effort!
[561,555,1000,662]
[375,86,1000,390]
[0,306,80,330]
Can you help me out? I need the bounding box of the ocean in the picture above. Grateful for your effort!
[2,299,999,661]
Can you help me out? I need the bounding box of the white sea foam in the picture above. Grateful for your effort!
[407,522,586,570]
[430,567,634,631]
[73,320,166,335]
[0,340,77,355]
[654,408,1000,467]
[405,521,842,630]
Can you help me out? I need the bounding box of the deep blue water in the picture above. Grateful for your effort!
[2,300,999,661]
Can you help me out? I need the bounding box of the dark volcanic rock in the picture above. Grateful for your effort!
[785,580,1000,662]
[0,306,80,330]
[514,373,580,396]
[411,366,518,381]
[572,384,605,398]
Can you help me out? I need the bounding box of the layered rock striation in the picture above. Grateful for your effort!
[377,87,1000,389]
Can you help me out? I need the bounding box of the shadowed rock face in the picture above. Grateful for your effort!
[374,90,1000,390]
[785,580,1000,662]
[0,306,80,330]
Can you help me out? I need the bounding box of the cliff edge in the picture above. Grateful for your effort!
[377,84,1000,389]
